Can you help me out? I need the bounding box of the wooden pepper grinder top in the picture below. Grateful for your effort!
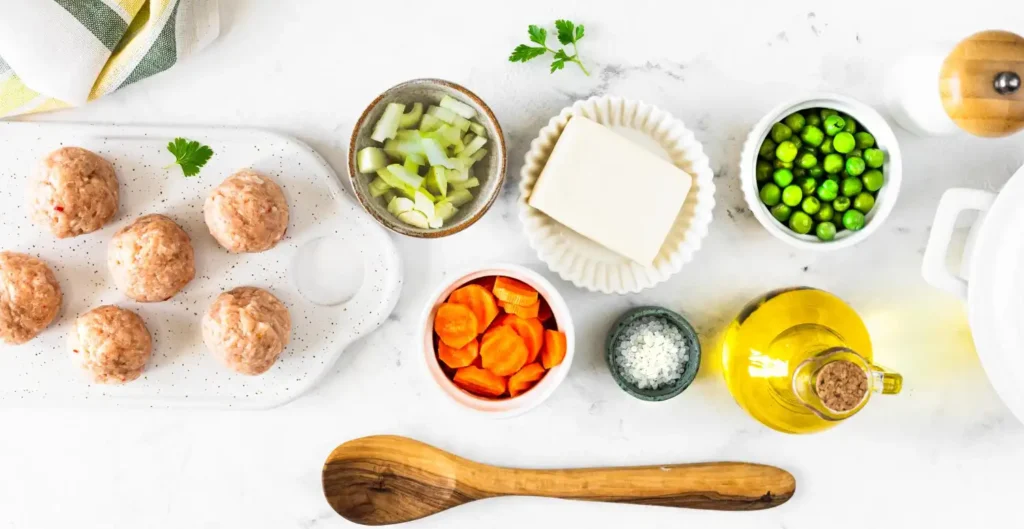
[939,30,1024,137]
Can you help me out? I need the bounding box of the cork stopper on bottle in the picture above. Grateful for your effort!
[814,360,868,413]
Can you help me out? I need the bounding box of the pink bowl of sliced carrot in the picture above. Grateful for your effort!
[420,264,574,418]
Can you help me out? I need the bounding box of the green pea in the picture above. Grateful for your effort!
[784,113,806,132]
[833,132,856,154]
[841,114,857,133]
[855,132,875,149]
[771,123,793,143]
[864,148,884,168]
[801,196,821,215]
[845,157,866,177]
[789,211,813,235]
[854,192,875,213]
[824,153,845,174]
[820,137,834,154]
[770,203,791,223]
[842,209,866,231]
[808,166,825,178]
[759,138,777,159]
[800,125,825,147]
[776,141,798,162]
[805,113,822,127]
[833,196,851,213]
[793,167,808,178]
[862,169,884,192]
[816,204,835,222]
[799,177,817,196]
[817,179,839,201]
[797,152,818,169]
[755,160,773,182]
[816,221,837,241]
[775,159,793,170]
[782,185,803,207]
[824,114,846,136]
[773,168,794,187]
[847,148,863,159]
[820,109,838,120]
[841,177,863,197]
[760,183,782,206]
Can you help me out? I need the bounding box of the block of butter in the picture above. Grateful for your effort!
[528,116,692,266]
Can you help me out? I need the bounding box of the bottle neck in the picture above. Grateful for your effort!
[792,348,872,421]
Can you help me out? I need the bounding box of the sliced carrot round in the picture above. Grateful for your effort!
[454,366,507,398]
[438,338,479,369]
[508,362,547,397]
[493,276,539,306]
[541,329,567,369]
[499,314,544,364]
[480,325,528,376]
[500,299,540,319]
[434,303,478,349]
[448,284,499,331]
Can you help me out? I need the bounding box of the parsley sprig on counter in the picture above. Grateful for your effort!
[166,137,213,177]
[509,20,590,76]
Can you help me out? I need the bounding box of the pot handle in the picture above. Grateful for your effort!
[921,188,996,300]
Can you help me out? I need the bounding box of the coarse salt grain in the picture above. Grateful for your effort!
[613,316,688,390]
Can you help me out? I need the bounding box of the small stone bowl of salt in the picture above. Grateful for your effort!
[605,306,701,401]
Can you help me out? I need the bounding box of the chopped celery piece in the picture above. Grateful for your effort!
[417,187,437,202]
[371,103,405,142]
[446,165,469,183]
[427,125,464,151]
[447,188,473,207]
[385,164,424,189]
[398,102,423,129]
[376,168,407,190]
[427,105,457,124]
[421,138,456,169]
[368,176,392,197]
[403,158,421,175]
[383,138,424,163]
[414,191,435,219]
[387,196,414,215]
[468,122,487,137]
[381,190,397,204]
[395,129,422,142]
[398,210,430,229]
[357,147,388,174]
[405,153,426,165]
[426,166,448,197]
[461,133,477,146]
[419,114,443,132]
[469,147,488,163]
[440,95,476,119]
[435,201,457,221]
[428,216,443,229]
[461,136,487,158]
[451,177,479,191]
[452,115,471,133]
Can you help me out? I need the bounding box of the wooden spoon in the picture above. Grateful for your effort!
[322,435,796,525]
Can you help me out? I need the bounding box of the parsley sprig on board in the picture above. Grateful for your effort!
[509,20,590,76]
[165,137,213,177]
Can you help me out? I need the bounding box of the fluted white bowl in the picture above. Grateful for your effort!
[518,96,716,294]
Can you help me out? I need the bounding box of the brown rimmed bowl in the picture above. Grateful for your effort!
[348,79,507,238]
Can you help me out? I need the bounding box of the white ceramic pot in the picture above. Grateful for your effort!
[419,264,575,419]
[922,163,1024,423]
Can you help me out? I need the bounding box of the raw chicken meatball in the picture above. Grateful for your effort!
[108,214,195,302]
[204,169,289,253]
[202,287,291,376]
[69,305,152,384]
[0,251,62,345]
[27,147,118,238]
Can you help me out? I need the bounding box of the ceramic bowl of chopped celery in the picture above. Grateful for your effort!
[348,79,507,237]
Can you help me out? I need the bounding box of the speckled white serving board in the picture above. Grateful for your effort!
[0,123,402,409]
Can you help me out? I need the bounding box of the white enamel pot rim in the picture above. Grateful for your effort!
[922,162,1024,424]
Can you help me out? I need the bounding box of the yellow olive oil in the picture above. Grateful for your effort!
[721,287,892,434]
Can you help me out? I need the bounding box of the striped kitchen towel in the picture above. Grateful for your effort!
[0,0,219,118]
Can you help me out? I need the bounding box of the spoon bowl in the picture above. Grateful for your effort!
[322,435,796,525]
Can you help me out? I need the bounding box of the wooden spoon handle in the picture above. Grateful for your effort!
[462,462,795,511]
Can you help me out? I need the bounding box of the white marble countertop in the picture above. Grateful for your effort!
[4,1,1024,527]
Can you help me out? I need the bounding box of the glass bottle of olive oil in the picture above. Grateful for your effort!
[721,287,903,434]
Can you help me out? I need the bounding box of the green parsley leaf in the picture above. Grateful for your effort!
[509,44,548,63]
[509,20,590,76]
[527,25,547,46]
[166,137,213,177]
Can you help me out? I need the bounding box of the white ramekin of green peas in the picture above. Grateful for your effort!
[740,93,902,250]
